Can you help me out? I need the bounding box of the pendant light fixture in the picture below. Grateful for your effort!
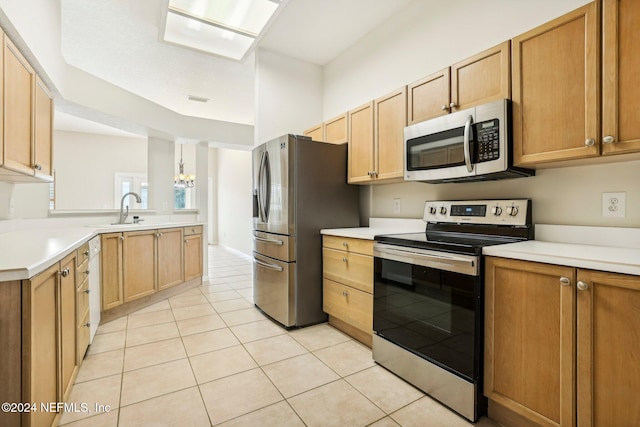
[174,145,195,188]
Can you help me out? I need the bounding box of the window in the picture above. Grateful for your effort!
[114,173,148,209]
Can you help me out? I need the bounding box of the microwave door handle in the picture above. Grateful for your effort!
[463,115,474,173]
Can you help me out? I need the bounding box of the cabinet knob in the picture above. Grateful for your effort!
[83,250,90,256]
[603,135,615,144]
[449,102,457,109]
[342,242,348,247]
[84,269,90,275]
[34,163,42,171]
[585,138,596,147]
[84,289,90,294]
[441,104,448,111]
[559,277,571,286]
[60,268,70,277]
[120,236,125,241]
[84,322,91,328]
[577,281,589,291]
[342,257,348,262]
[342,291,349,297]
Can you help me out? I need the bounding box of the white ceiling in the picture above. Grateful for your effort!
[57,0,412,135]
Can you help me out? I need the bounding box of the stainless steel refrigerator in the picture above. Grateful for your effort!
[252,134,360,327]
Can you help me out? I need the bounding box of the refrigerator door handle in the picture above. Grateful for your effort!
[254,257,284,272]
[262,151,271,222]
[253,235,284,245]
[257,151,266,222]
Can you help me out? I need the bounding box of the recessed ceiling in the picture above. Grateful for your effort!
[59,0,411,134]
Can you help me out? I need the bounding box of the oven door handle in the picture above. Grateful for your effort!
[374,244,478,276]
[463,114,474,173]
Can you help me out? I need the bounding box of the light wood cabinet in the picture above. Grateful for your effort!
[23,251,77,427]
[3,35,35,177]
[123,230,156,303]
[34,76,53,179]
[184,227,203,282]
[601,0,640,155]
[512,3,600,166]
[485,256,640,427]
[76,242,91,363]
[157,227,184,290]
[101,232,124,311]
[303,124,323,142]
[323,113,348,144]
[408,41,510,125]
[322,236,374,347]
[348,88,406,184]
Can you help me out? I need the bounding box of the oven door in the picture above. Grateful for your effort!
[373,243,482,382]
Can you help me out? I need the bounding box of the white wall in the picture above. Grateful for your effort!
[216,148,253,256]
[54,130,147,210]
[254,48,323,145]
[320,0,640,228]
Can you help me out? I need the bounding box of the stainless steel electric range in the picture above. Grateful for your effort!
[372,199,533,422]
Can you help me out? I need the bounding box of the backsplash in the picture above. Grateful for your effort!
[371,159,640,228]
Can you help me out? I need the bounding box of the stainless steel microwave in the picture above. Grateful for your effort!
[404,99,534,183]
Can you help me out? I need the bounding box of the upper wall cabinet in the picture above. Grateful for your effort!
[512,3,600,165]
[408,41,510,125]
[303,113,348,144]
[601,0,640,155]
[348,88,406,184]
[0,30,54,182]
[303,124,323,142]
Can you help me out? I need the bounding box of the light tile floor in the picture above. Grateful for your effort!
[59,246,499,427]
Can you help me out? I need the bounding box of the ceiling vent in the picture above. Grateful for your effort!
[187,95,210,103]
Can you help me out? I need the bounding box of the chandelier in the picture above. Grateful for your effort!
[174,145,195,188]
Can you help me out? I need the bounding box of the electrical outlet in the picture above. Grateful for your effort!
[602,192,626,218]
[393,198,401,214]
[9,197,14,214]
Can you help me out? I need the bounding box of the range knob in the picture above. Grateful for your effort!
[506,206,519,216]
[428,206,437,215]
[439,206,448,215]
[491,206,503,216]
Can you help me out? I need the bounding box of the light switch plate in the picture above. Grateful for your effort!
[602,192,626,218]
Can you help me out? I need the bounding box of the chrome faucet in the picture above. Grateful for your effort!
[117,192,142,224]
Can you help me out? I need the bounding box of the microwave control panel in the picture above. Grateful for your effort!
[475,119,500,163]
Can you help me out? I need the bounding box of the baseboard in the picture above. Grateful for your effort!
[216,244,252,262]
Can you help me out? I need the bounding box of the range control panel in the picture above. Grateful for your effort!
[423,199,530,226]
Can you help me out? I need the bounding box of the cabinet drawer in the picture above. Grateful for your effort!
[77,242,90,267]
[323,248,373,294]
[76,279,89,322]
[184,225,203,236]
[323,279,372,333]
[76,310,90,363]
[323,235,373,256]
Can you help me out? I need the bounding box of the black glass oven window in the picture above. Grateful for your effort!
[373,257,480,381]
[406,126,470,171]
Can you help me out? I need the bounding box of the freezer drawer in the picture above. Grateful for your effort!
[253,252,296,327]
[253,230,295,262]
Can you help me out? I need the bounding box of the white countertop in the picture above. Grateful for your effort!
[321,217,425,240]
[483,224,640,276]
[0,222,203,281]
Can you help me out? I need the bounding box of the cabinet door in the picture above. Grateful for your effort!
[157,228,184,290]
[347,101,374,183]
[601,0,640,155]
[407,68,450,124]
[3,37,35,176]
[34,76,53,179]
[375,87,406,181]
[323,113,348,144]
[451,41,510,111]
[101,232,124,310]
[123,230,156,302]
[184,233,203,281]
[59,253,77,401]
[25,264,59,427]
[323,279,372,334]
[576,269,640,426]
[512,3,599,165]
[484,257,575,427]
[303,124,323,142]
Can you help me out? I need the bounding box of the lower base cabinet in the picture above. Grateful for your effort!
[484,256,640,427]
[184,226,203,282]
[322,236,373,346]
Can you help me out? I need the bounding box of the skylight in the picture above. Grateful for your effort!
[163,0,281,61]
